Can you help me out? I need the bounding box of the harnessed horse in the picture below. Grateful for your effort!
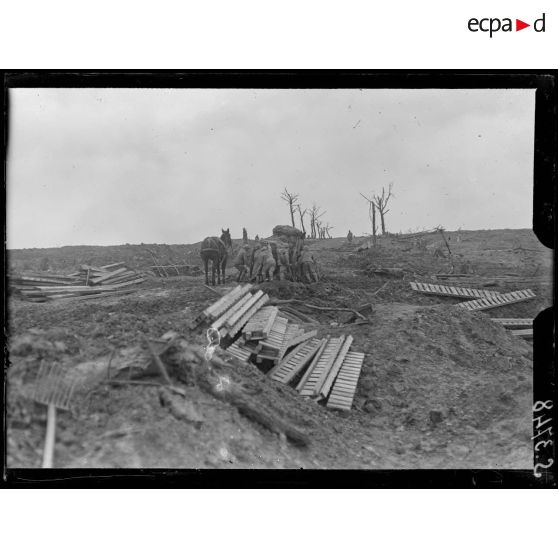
[200,228,232,285]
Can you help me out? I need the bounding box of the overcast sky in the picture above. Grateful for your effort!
[7,88,535,249]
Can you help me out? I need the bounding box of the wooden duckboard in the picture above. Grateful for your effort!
[269,338,324,385]
[455,289,536,311]
[410,282,500,299]
[326,351,366,411]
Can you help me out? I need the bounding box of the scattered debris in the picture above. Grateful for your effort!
[25,360,78,468]
[158,387,204,427]
[10,262,145,302]
[193,287,367,411]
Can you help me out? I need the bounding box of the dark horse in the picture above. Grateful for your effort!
[200,228,232,285]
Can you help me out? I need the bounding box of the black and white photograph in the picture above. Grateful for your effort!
[4,74,555,482]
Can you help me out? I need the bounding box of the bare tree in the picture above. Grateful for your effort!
[360,192,378,245]
[308,203,326,239]
[324,223,334,238]
[296,204,307,235]
[372,182,393,235]
[280,188,299,228]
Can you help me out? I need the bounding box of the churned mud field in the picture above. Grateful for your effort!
[6,229,551,469]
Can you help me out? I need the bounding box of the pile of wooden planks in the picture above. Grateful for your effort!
[270,334,366,411]
[193,286,366,411]
[9,262,145,302]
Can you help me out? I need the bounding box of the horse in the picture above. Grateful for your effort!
[200,229,232,285]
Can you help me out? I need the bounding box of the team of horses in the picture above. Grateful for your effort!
[200,229,319,285]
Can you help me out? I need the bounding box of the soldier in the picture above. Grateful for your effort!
[250,244,264,282]
[277,247,291,280]
[233,243,250,282]
[242,228,248,242]
[251,243,275,282]
[347,230,353,243]
[260,243,276,281]
[248,241,260,277]
[300,246,318,283]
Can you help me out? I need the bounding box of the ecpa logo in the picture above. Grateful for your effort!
[468,13,546,37]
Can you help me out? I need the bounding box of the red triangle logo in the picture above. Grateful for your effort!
[516,19,530,31]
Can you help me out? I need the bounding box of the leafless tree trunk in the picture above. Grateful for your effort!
[296,205,307,235]
[360,192,378,246]
[308,203,326,239]
[372,182,393,235]
[281,188,299,228]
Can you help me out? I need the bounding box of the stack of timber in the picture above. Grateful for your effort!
[271,333,365,411]
[9,262,145,302]
[193,286,366,411]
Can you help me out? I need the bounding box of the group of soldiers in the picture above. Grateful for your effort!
[232,239,319,283]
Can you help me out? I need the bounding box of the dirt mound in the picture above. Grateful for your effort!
[348,303,533,467]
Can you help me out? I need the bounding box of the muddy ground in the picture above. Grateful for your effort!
[5,229,552,468]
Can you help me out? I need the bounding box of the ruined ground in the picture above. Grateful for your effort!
[5,229,552,469]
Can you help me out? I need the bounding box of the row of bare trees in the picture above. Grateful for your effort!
[281,188,333,239]
[359,182,393,245]
[281,183,394,243]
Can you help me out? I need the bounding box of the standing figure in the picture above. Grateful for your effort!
[347,230,353,243]
[242,228,248,242]
[233,243,250,282]
[250,244,265,282]
[300,246,319,283]
[277,247,291,280]
[260,243,277,281]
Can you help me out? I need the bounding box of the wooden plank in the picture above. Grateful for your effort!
[326,351,365,411]
[295,337,330,391]
[204,285,242,317]
[228,294,270,337]
[455,289,536,311]
[318,335,354,399]
[510,329,533,339]
[49,289,137,301]
[211,293,254,330]
[226,291,265,328]
[299,337,344,396]
[491,318,533,328]
[100,262,127,269]
[269,338,322,384]
[89,268,128,284]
